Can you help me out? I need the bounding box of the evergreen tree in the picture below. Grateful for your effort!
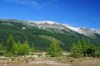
[47,38,63,57]
[12,43,18,55]
[23,40,30,55]
[81,37,87,57]
[17,41,21,55]
[49,40,58,57]
[70,37,100,58]
[31,43,34,52]
[76,40,82,54]
[6,34,15,52]
[90,45,97,57]
[57,44,63,57]
[70,42,77,54]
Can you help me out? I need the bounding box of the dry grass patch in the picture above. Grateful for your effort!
[44,57,100,66]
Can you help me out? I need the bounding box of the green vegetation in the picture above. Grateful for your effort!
[6,34,31,55]
[47,38,63,57]
[6,34,15,52]
[39,35,65,45]
[0,19,100,51]
[70,37,100,58]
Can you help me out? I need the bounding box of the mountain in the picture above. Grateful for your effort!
[0,19,100,38]
[63,24,98,38]
[27,20,100,39]
[0,19,100,51]
[90,28,100,34]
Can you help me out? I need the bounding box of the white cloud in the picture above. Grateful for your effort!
[5,0,39,8]
[4,0,59,9]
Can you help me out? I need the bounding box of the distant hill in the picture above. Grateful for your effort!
[0,19,100,51]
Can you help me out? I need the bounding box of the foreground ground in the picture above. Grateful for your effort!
[0,57,100,66]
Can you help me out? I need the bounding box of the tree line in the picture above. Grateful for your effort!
[6,34,63,57]
[6,34,31,55]
[70,37,100,58]
[5,34,100,58]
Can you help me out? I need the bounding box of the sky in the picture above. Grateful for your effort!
[0,0,100,29]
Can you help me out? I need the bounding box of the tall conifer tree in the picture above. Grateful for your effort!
[6,34,15,52]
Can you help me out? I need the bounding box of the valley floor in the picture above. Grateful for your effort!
[0,57,100,66]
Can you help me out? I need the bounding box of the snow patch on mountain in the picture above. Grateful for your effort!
[90,28,100,34]
[63,24,96,37]
[28,21,65,30]
[63,24,80,32]
[28,21,59,24]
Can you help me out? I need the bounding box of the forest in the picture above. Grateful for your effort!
[0,20,100,51]
[1,34,100,58]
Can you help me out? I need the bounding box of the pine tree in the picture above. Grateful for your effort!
[31,43,34,52]
[23,40,30,55]
[76,40,82,54]
[49,40,58,57]
[81,37,87,57]
[47,38,63,57]
[17,41,21,55]
[90,45,97,57]
[57,44,63,57]
[70,42,77,54]
[6,34,15,52]
[12,43,18,55]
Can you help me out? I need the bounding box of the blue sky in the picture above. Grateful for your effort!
[0,0,100,29]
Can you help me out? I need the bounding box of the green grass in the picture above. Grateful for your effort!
[39,35,65,45]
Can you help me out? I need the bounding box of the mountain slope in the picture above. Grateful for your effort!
[1,19,100,38]
[63,24,98,38]
[90,28,100,34]
[27,21,100,39]
[0,19,100,51]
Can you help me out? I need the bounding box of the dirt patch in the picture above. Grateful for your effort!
[0,57,69,66]
[0,57,100,66]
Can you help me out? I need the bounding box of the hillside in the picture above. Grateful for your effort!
[0,19,100,51]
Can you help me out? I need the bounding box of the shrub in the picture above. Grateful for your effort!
[30,53,35,55]
[4,52,13,57]
[38,54,42,57]
[97,53,100,58]
[32,58,34,60]
[11,58,15,60]
[68,53,83,58]
[70,59,74,62]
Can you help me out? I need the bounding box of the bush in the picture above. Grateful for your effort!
[50,53,57,57]
[32,58,34,60]
[50,53,55,57]
[0,50,6,56]
[70,59,74,62]
[37,54,42,57]
[97,53,100,58]
[30,53,35,55]
[11,58,15,60]
[68,53,83,58]
[4,52,13,57]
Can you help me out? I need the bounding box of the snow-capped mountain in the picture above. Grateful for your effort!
[62,24,80,32]
[90,28,100,34]
[28,21,66,30]
[63,24,96,37]
[27,21,98,38]
[0,19,100,38]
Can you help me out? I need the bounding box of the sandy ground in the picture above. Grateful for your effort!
[0,57,100,66]
[0,57,69,66]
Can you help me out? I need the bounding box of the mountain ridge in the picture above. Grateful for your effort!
[0,19,100,38]
[0,19,100,51]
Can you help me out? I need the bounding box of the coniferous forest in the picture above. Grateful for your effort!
[0,20,100,52]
